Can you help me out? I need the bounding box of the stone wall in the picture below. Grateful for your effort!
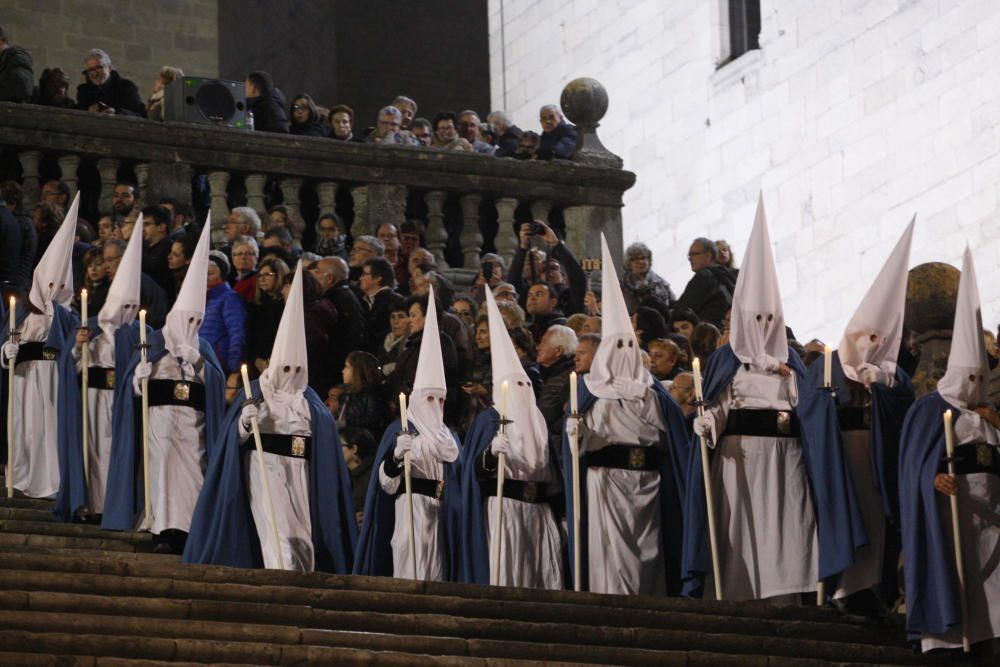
[489,0,1000,342]
[3,0,219,102]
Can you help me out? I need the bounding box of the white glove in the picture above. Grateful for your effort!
[241,401,268,428]
[131,361,152,396]
[693,413,714,440]
[565,414,580,439]
[612,377,647,400]
[754,354,780,373]
[394,433,414,461]
[858,363,892,387]
[0,341,18,368]
[490,432,511,458]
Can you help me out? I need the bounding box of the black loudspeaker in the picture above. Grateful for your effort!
[164,77,248,128]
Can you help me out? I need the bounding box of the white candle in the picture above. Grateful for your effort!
[569,371,578,415]
[692,357,704,401]
[500,381,509,418]
[399,392,407,428]
[8,296,14,335]
[823,345,832,387]
[944,409,955,457]
[240,363,252,397]
[139,309,147,345]
[80,289,88,324]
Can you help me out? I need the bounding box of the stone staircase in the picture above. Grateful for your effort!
[0,492,955,666]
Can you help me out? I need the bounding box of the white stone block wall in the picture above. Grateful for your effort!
[489,0,1000,342]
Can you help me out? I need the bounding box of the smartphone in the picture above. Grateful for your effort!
[481,261,494,280]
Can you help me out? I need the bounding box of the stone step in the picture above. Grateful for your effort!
[0,506,55,522]
[0,495,53,510]
[0,531,151,553]
[0,652,254,667]
[0,518,155,543]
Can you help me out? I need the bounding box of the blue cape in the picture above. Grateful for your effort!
[101,329,225,531]
[352,419,461,578]
[183,379,357,572]
[0,302,83,522]
[561,375,691,595]
[899,391,965,644]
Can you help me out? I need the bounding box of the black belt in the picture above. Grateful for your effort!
[78,367,116,391]
[941,443,1000,477]
[249,432,312,461]
[15,341,58,365]
[482,479,550,504]
[146,379,206,410]
[395,477,445,500]
[586,444,660,471]
[838,406,871,431]
[723,409,800,438]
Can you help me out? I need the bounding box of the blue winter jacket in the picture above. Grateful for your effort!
[202,282,247,374]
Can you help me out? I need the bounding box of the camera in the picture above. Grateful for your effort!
[529,222,547,236]
[481,261,495,280]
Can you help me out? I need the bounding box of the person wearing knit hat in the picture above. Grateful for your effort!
[682,194,818,602]
[457,287,563,588]
[0,192,83,518]
[202,247,246,376]
[354,285,461,580]
[69,211,146,519]
[797,219,917,615]
[184,262,357,573]
[899,247,1000,653]
[101,218,225,554]
[562,233,691,596]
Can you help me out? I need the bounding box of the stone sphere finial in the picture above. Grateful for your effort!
[560,77,609,128]
[905,262,961,334]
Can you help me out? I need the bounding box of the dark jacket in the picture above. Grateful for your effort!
[323,281,366,385]
[529,310,567,346]
[248,91,290,133]
[494,125,523,158]
[537,121,577,160]
[538,355,574,437]
[246,293,283,365]
[76,70,144,116]
[507,241,587,316]
[674,265,737,329]
[339,386,388,439]
[202,282,247,374]
[142,237,174,298]
[9,207,36,293]
[0,45,33,102]
[304,297,339,395]
[290,119,329,138]
[0,205,23,289]
[362,288,405,355]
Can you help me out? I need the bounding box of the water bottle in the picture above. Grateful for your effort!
[247,110,255,131]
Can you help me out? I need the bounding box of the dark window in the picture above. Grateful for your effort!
[725,0,761,65]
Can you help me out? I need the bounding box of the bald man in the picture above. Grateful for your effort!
[311,257,365,382]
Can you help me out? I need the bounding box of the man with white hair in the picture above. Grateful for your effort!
[392,95,417,130]
[487,110,523,158]
[368,105,417,145]
[458,110,495,155]
[76,48,144,116]
[537,104,576,160]
[536,323,577,440]
[225,208,261,244]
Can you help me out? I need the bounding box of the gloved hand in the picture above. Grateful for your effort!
[490,432,511,458]
[0,341,18,369]
[858,363,892,387]
[612,376,648,400]
[394,433,414,461]
[693,413,714,440]
[565,414,580,439]
[241,400,268,428]
[131,361,152,396]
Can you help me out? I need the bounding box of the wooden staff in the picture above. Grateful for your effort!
[80,289,90,486]
[241,365,285,570]
[6,296,16,498]
[817,347,833,606]
[399,392,416,580]
[693,358,722,600]
[569,371,582,592]
[944,409,971,653]
[491,381,509,586]
[139,309,152,531]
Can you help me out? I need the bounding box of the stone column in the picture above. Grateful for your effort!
[562,204,623,275]
[244,174,268,216]
[424,191,449,268]
[316,181,338,217]
[350,186,369,237]
[95,158,120,217]
[278,177,305,243]
[206,171,231,244]
[494,197,519,266]
[529,199,552,224]
[367,183,407,233]
[56,154,81,203]
[459,194,483,269]
[17,151,42,211]
[133,163,151,207]
[145,162,194,213]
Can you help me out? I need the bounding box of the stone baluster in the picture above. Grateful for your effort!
[244,174,268,217]
[350,186,369,237]
[424,190,448,267]
[95,158,120,216]
[133,163,151,207]
[206,171,231,244]
[316,181,338,217]
[459,194,483,269]
[563,204,623,275]
[278,177,305,243]
[529,199,552,224]
[494,197,519,266]
[56,154,81,203]
[17,151,42,211]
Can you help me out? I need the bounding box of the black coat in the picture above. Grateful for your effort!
[290,119,329,137]
[0,205,23,288]
[76,70,144,116]
[537,121,577,160]
[8,207,36,293]
[674,265,737,329]
[246,293,284,365]
[494,125,523,158]
[339,386,388,438]
[0,45,33,103]
[323,282,366,385]
[248,91,289,133]
[362,288,405,355]
[538,355,574,438]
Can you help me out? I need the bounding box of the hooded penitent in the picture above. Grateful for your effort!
[838,217,914,384]
[162,214,211,365]
[937,247,991,411]
[484,286,548,469]
[97,212,143,339]
[259,261,310,425]
[407,285,458,463]
[29,191,79,312]
[585,233,647,400]
[729,193,788,369]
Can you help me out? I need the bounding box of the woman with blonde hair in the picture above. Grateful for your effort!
[146,66,184,121]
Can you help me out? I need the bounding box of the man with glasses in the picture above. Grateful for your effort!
[673,237,737,329]
[76,48,143,116]
[102,239,167,327]
[312,213,347,259]
[359,257,404,354]
[347,234,384,282]
[366,105,417,145]
[536,104,576,161]
[40,180,70,208]
[230,236,259,302]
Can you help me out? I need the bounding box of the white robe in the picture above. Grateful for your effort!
[380,453,447,582]
[922,412,1000,651]
[74,335,115,514]
[243,409,314,572]
[580,391,666,595]
[704,366,819,601]
[138,356,207,535]
[833,428,885,600]
[9,313,60,499]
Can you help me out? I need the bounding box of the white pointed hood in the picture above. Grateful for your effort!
[730,193,788,367]
[97,212,144,339]
[407,285,458,462]
[486,287,548,468]
[585,233,647,399]
[29,191,79,312]
[937,247,990,410]
[839,217,914,383]
[260,261,310,423]
[162,212,211,363]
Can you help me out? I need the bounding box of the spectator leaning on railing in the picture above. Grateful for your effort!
[0,26,33,103]
[77,48,144,116]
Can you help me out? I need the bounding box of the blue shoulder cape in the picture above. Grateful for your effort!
[352,419,461,578]
[101,329,225,531]
[0,303,83,522]
[899,391,963,644]
[561,375,691,594]
[183,379,358,572]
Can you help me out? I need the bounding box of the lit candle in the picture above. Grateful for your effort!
[569,371,578,415]
[240,363,252,397]
[692,357,704,401]
[500,380,509,419]
[823,345,832,387]
[944,409,955,458]
[8,296,14,335]
[139,309,147,346]
[80,289,88,325]
[398,392,407,428]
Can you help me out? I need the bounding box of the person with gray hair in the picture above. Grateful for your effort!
[537,323,578,437]
[368,105,417,145]
[487,110,523,158]
[673,236,737,329]
[392,95,418,130]
[225,207,262,242]
[621,241,676,318]
[76,47,144,116]
[458,110,495,155]
[537,103,576,161]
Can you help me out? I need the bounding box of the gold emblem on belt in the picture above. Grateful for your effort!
[777,410,792,435]
[173,381,191,401]
[628,447,646,469]
[291,436,306,457]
